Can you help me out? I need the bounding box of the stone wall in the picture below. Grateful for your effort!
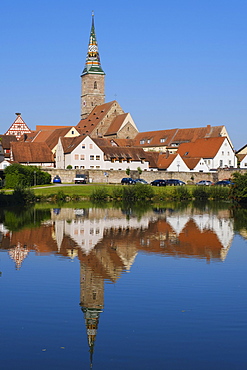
[43,168,246,184]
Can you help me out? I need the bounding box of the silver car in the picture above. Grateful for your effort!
[196,180,213,186]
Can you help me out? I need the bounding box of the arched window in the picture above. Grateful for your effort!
[94,81,97,89]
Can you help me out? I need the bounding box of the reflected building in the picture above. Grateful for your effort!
[8,242,30,270]
[80,263,104,367]
[0,205,240,366]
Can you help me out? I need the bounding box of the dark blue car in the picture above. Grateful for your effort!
[53,175,62,184]
[121,178,136,185]
[150,179,167,186]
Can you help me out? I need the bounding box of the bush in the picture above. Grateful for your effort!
[171,186,191,201]
[111,186,124,200]
[192,186,209,200]
[230,172,247,202]
[12,185,36,205]
[4,164,51,188]
[209,185,230,200]
[90,187,109,201]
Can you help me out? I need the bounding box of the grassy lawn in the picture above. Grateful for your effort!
[33,184,117,197]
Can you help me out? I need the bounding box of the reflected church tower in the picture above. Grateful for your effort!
[80,262,104,367]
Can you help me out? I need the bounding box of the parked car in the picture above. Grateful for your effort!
[53,175,61,184]
[135,179,148,184]
[165,179,185,186]
[121,178,136,185]
[74,174,87,184]
[214,180,234,186]
[196,180,213,186]
[150,179,167,186]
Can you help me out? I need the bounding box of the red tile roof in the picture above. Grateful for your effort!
[177,137,226,158]
[157,153,179,169]
[133,129,178,148]
[105,113,128,135]
[11,142,54,163]
[76,101,117,135]
[140,151,159,168]
[133,125,225,148]
[0,134,17,149]
[36,125,71,131]
[182,157,201,170]
[60,136,85,154]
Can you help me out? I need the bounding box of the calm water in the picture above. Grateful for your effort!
[1,203,247,370]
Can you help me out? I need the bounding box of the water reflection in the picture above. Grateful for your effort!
[1,203,247,367]
[0,204,243,269]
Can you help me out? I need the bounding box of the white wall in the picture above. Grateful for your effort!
[240,155,247,169]
[211,139,237,169]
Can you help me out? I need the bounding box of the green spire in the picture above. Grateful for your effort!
[82,12,105,76]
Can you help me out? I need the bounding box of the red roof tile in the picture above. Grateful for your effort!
[105,113,128,135]
[177,137,226,158]
[11,142,54,163]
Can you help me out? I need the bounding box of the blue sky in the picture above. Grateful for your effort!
[1,0,246,149]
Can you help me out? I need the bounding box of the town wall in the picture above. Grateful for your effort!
[43,168,247,184]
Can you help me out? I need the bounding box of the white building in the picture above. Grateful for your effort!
[56,135,149,171]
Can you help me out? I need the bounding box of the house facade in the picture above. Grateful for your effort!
[5,113,31,140]
[177,137,237,170]
[56,135,149,171]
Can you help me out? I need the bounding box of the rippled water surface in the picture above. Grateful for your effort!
[1,203,247,369]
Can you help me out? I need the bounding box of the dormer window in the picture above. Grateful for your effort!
[160,138,166,143]
[140,140,145,144]
[185,152,189,156]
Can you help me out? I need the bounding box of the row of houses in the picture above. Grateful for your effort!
[0,118,244,172]
[2,107,247,174]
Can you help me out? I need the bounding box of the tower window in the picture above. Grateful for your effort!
[94,81,97,89]
[91,102,94,106]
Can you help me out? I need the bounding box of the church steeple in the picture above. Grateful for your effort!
[80,12,106,119]
[82,12,105,76]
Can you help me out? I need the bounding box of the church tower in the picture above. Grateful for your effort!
[81,13,105,119]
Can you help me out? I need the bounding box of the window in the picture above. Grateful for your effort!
[227,152,230,156]
[111,158,115,162]
[147,139,151,144]
[140,140,145,144]
[90,155,94,160]
[89,144,93,149]
[96,165,100,169]
[219,160,223,167]
[229,160,231,165]
[71,130,74,134]
[222,151,224,155]
[90,166,94,168]
[91,102,94,106]
[160,138,166,143]
[82,145,85,149]
[119,158,123,163]
[74,154,79,160]
[96,155,100,160]
[94,81,97,89]
[80,154,85,160]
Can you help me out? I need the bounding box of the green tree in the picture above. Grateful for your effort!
[4,164,51,188]
[230,172,247,202]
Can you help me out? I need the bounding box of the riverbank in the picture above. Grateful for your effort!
[0,182,237,206]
